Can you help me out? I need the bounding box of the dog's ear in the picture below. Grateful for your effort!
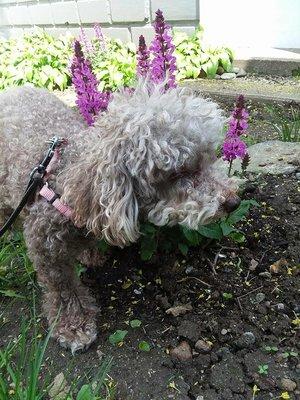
[62,153,140,248]
[95,162,140,247]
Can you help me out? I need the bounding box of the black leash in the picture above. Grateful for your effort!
[0,137,63,238]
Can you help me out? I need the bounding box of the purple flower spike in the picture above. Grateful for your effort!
[94,23,106,51]
[71,40,110,126]
[149,9,177,89]
[222,94,249,174]
[137,35,150,78]
[222,137,247,162]
[79,27,94,54]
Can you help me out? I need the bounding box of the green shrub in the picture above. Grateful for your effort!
[174,27,234,80]
[0,29,72,91]
[90,39,137,91]
[0,26,234,92]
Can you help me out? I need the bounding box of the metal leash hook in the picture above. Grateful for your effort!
[0,136,65,238]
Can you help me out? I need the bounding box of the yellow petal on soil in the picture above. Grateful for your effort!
[291,318,300,326]
[122,280,132,289]
[281,392,290,400]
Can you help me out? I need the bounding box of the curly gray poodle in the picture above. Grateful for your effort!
[0,82,240,352]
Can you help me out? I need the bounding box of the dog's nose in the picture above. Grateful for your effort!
[223,197,241,213]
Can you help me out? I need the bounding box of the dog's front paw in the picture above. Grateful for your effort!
[54,319,97,354]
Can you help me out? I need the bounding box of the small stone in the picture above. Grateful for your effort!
[232,66,240,73]
[295,172,300,180]
[235,332,256,349]
[280,378,297,391]
[255,292,266,303]
[217,66,225,75]
[294,305,300,313]
[170,341,192,361]
[166,303,193,317]
[259,271,272,279]
[195,339,213,353]
[185,265,195,275]
[269,258,288,274]
[215,74,221,80]
[221,328,228,335]
[220,72,236,80]
[276,303,285,311]
[236,68,247,77]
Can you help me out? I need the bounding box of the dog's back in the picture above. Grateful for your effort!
[0,86,86,211]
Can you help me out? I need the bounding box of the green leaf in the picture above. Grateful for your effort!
[198,223,223,239]
[226,200,259,225]
[182,227,201,245]
[229,231,245,243]
[138,341,151,352]
[140,236,157,261]
[0,289,25,299]
[76,385,95,400]
[220,221,236,236]
[178,242,189,256]
[98,239,110,253]
[109,329,128,345]
[130,319,142,328]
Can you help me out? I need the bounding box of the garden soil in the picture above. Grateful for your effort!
[0,175,299,400]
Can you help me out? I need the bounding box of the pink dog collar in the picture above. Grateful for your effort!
[40,184,73,219]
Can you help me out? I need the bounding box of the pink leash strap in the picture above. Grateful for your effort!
[39,184,73,219]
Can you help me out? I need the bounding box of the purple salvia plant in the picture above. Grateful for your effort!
[94,23,106,51]
[222,94,249,176]
[149,9,177,89]
[79,27,94,54]
[71,40,110,126]
[137,35,150,78]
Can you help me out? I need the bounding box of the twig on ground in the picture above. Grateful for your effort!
[177,276,211,287]
[237,285,264,300]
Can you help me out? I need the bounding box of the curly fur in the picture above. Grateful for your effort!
[0,81,238,352]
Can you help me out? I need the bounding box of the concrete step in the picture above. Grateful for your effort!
[232,47,300,77]
[182,78,300,109]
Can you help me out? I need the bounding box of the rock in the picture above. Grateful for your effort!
[259,271,272,279]
[48,373,70,400]
[210,355,245,393]
[170,341,192,361]
[255,293,266,303]
[195,339,213,353]
[178,320,201,342]
[233,67,240,73]
[280,378,297,391]
[217,66,225,75]
[276,303,285,311]
[295,172,300,180]
[270,258,288,274]
[235,331,256,348]
[221,328,228,335]
[214,140,300,176]
[236,68,247,77]
[166,303,193,317]
[221,72,236,80]
[185,265,195,275]
[215,74,221,79]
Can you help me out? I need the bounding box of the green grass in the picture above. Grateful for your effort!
[0,231,35,299]
[267,105,300,142]
[0,310,115,400]
[0,235,116,400]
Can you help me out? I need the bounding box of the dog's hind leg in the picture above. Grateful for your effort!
[23,201,98,353]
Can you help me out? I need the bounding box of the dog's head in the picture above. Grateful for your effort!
[64,82,240,247]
